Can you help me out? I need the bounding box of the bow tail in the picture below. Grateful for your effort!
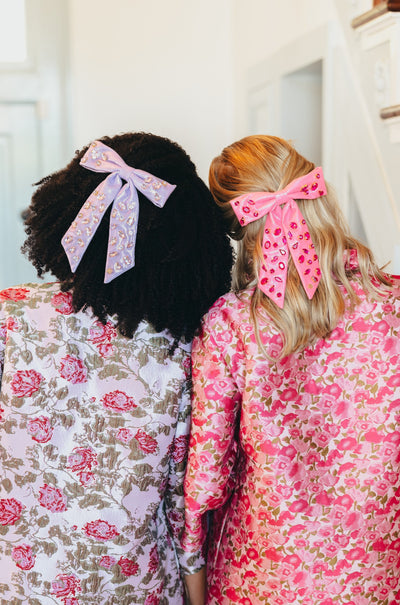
[284,202,321,300]
[104,185,139,283]
[62,177,117,273]
[258,209,289,308]
[132,169,176,208]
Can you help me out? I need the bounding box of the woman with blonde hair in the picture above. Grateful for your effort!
[182,135,400,604]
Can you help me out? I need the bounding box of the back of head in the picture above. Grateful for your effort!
[209,134,391,356]
[23,132,233,341]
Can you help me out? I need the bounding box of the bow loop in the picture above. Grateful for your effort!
[230,167,326,307]
[62,141,176,283]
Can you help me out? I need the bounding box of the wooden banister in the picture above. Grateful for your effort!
[374,0,400,9]
[380,105,400,119]
[352,1,400,28]
[352,3,390,27]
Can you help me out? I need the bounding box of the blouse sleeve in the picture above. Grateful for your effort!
[182,316,241,556]
[164,370,205,575]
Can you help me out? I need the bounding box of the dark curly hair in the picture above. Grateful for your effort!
[23,132,233,341]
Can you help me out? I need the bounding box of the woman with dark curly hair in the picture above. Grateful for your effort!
[0,132,232,605]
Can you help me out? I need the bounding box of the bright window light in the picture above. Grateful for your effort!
[0,0,27,63]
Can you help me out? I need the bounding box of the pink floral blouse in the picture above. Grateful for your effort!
[183,274,400,604]
[0,282,202,605]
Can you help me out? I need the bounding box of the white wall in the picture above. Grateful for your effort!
[231,0,333,137]
[68,0,233,180]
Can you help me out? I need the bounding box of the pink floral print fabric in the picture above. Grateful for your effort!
[183,275,400,604]
[0,282,202,605]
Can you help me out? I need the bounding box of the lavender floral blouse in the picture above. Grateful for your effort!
[183,273,400,604]
[0,282,201,605]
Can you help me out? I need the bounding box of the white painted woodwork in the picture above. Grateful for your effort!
[0,0,69,288]
[240,1,400,271]
[0,103,39,286]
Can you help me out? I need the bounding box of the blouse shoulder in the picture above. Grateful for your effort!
[388,274,400,293]
[202,290,251,323]
[195,290,254,357]
[0,282,60,309]
[199,291,245,334]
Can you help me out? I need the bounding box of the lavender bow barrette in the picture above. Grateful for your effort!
[61,140,176,283]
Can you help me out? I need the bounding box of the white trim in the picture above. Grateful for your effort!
[244,18,400,269]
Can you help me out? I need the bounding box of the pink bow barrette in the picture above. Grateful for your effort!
[61,140,176,283]
[230,167,326,308]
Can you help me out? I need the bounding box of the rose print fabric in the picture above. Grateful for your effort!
[0,282,202,605]
[183,271,400,604]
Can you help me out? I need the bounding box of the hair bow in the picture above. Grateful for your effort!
[61,140,176,283]
[230,167,326,308]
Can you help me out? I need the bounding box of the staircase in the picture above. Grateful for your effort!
[352,1,400,128]
[243,1,400,270]
[329,0,400,270]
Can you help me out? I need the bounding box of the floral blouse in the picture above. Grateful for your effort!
[183,274,400,604]
[0,282,202,605]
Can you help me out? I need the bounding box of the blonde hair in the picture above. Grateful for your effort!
[209,135,392,358]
